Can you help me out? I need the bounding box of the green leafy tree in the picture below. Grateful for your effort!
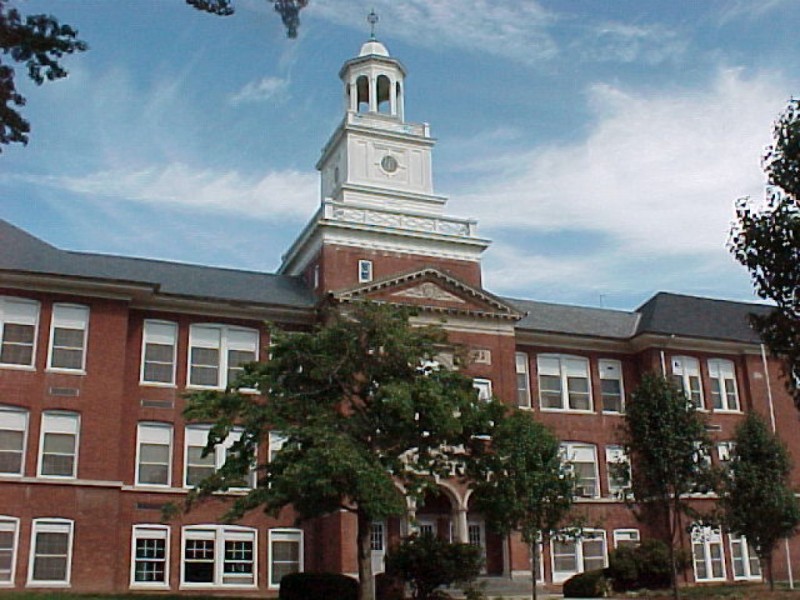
[184,303,500,600]
[718,412,800,591]
[468,411,575,600]
[616,373,714,600]
[731,99,800,407]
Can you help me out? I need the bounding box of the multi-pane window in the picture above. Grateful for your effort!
[131,525,169,586]
[140,321,177,385]
[473,378,492,402]
[717,441,735,466]
[708,359,740,412]
[605,445,630,496]
[0,297,38,367]
[671,356,703,409]
[371,522,384,552]
[182,526,256,587]
[561,442,599,498]
[0,517,18,584]
[188,325,258,389]
[730,535,762,580]
[599,359,624,413]
[358,260,373,283]
[184,426,250,489]
[47,304,89,371]
[551,530,607,583]
[691,526,726,581]
[538,355,591,411]
[613,529,640,549]
[28,519,73,585]
[136,423,172,487]
[515,352,531,408]
[38,412,79,478]
[268,529,303,588]
[0,406,27,476]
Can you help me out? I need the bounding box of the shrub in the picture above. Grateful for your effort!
[562,569,609,598]
[376,571,405,600]
[607,539,688,592]
[385,532,483,600]
[279,571,359,600]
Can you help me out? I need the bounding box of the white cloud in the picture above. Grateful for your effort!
[29,163,318,221]
[308,0,558,65]
[577,22,688,65]
[229,76,291,104]
[716,0,794,23]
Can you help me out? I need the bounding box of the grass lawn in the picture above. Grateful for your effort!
[631,582,800,598]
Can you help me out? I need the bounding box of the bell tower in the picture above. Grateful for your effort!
[279,32,490,292]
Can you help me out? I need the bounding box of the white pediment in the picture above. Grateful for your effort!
[391,282,465,303]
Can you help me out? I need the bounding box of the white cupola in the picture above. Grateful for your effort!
[340,38,406,120]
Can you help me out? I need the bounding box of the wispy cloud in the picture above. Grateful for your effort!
[716,0,794,24]
[229,76,291,105]
[577,22,688,65]
[17,163,318,221]
[308,0,558,65]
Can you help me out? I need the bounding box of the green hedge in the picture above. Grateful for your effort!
[562,569,610,598]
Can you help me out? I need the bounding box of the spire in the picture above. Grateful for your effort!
[367,9,379,40]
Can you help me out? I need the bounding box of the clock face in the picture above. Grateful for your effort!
[380,154,398,173]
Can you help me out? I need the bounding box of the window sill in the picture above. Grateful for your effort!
[0,363,36,371]
[130,583,171,590]
[36,474,77,480]
[601,410,624,416]
[45,368,86,376]
[26,582,71,588]
[139,381,177,389]
[540,408,596,415]
[185,384,224,392]
[180,583,257,590]
[712,409,743,415]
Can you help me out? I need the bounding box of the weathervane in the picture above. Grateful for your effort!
[367,9,379,40]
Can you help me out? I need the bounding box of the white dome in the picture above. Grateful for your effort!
[359,40,390,57]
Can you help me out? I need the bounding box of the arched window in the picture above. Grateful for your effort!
[376,74,391,114]
[356,75,369,113]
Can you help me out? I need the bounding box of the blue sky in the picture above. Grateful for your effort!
[2,0,799,309]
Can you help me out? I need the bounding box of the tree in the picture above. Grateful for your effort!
[731,99,800,408]
[718,412,800,591]
[616,373,714,600]
[0,0,309,153]
[183,302,500,600]
[468,410,575,600]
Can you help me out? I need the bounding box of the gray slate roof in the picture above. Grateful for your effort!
[0,219,316,308]
[507,298,639,340]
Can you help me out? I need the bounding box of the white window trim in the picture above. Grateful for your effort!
[180,525,257,589]
[139,320,178,387]
[183,426,251,490]
[551,529,607,583]
[130,525,170,589]
[537,354,593,413]
[691,525,726,582]
[27,518,74,587]
[561,442,600,499]
[0,405,28,477]
[605,445,630,497]
[135,423,173,488]
[473,378,493,402]
[37,411,80,480]
[708,358,741,413]
[612,529,640,549]
[358,260,373,283]
[671,356,705,410]
[515,352,531,409]
[598,358,625,414]
[0,296,39,371]
[46,304,89,374]
[186,324,259,390]
[729,534,762,581]
[0,516,20,586]
[268,528,304,590]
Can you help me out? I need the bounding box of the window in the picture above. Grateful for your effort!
[182,526,256,587]
[184,426,250,489]
[47,304,89,372]
[371,522,384,552]
[37,412,79,478]
[28,519,73,585]
[605,445,630,496]
[515,352,531,408]
[0,406,27,476]
[269,431,286,463]
[538,355,591,411]
[613,529,640,549]
[551,530,607,583]
[717,441,735,466]
[188,325,258,389]
[268,529,303,589]
[0,297,38,368]
[141,321,177,385]
[473,378,492,402]
[730,535,761,580]
[358,260,373,283]
[0,517,19,584]
[691,526,726,581]
[708,359,740,412]
[561,443,599,498]
[131,525,169,587]
[136,423,172,487]
[671,356,703,409]
[599,359,624,413]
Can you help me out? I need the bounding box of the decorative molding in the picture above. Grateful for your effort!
[330,205,471,237]
[392,282,465,303]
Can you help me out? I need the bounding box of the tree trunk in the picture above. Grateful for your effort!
[767,552,775,592]
[666,502,681,600]
[530,542,538,600]
[357,509,375,600]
